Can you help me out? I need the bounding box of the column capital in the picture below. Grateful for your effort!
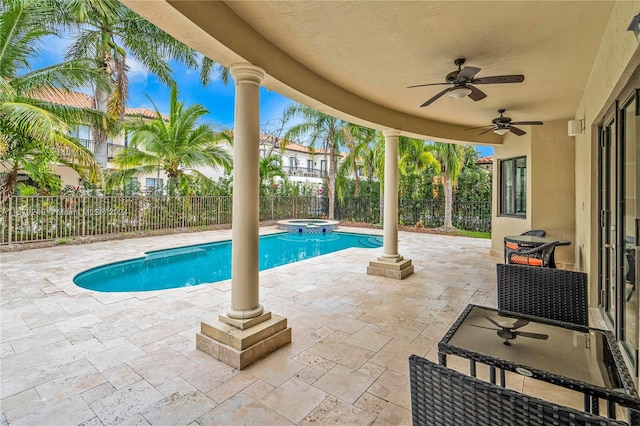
[230,63,266,86]
[382,129,401,138]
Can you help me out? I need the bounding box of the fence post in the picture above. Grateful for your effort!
[7,196,13,244]
[81,197,86,236]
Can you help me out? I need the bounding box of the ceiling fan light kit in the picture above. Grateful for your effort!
[493,128,510,136]
[448,86,472,99]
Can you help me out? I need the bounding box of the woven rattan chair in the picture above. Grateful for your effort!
[507,241,558,268]
[504,230,547,262]
[409,355,631,426]
[497,263,588,325]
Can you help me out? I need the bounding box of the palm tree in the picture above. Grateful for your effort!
[338,124,376,199]
[259,154,286,195]
[60,0,225,168]
[283,104,347,219]
[107,85,231,195]
[433,141,463,230]
[399,137,440,200]
[0,0,106,202]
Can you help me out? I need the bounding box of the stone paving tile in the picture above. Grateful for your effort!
[196,394,293,425]
[140,391,216,425]
[127,348,198,387]
[259,378,328,424]
[299,396,376,425]
[89,379,164,426]
[0,388,46,424]
[312,364,376,404]
[12,396,95,426]
[0,227,500,425]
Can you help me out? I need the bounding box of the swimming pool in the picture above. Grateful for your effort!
[73,232,382,292]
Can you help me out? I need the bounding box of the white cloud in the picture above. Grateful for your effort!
[126,57,149,83]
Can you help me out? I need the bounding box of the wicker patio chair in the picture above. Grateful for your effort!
[507,241,558,268]
[409,354,631,426]
[504,230,547,262]
[496,263,588,325]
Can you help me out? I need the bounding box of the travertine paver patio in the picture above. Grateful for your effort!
[1,226,499,425]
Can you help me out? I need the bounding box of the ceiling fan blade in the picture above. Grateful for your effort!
[510,121,543,126]
[509,126,526,136]
[511,319,530,330]
[483,316,503,328]
[470,324,500,331]
[466,125,494,130]
[514,331,549,340]
[479,128,495,135]
[407,82,450,89]
[458,66,481,81]
[472,75,525,85]
[467,85,487,102]
[420,87,452,107]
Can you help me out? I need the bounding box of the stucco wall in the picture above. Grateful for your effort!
[491,120,575,268]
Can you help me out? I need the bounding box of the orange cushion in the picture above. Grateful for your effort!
[510,255,543,267]
[505,242,519,250]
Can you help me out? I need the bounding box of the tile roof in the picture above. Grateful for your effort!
[477,156,493,163]
[30,87,167,120]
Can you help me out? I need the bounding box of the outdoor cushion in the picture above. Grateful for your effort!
[504,242,519,250]
[510,255,543,267]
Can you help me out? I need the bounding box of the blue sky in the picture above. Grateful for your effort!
[34,33,493,158]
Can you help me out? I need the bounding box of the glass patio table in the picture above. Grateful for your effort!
[438,304,640,420]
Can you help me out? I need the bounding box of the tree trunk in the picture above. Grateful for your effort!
[444,171,454,229]
[0,166,19,204]
[93,87,110,169]
[327,148,339,219]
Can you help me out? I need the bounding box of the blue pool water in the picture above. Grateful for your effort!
[74,232,382,292]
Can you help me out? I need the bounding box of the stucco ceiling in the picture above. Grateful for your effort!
[122,1,614,144]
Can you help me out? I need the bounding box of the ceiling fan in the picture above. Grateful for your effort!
[407,58,525,107]
[471,316,548,346]
[467,109,543,136]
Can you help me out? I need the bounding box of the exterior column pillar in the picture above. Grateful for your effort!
[196,63,291,370]
[227,63,264,320]
[367,129,414,279]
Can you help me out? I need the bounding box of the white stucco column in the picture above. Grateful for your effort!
[367,129,414,279]
[227,63,265,319]
[382,129,400,259]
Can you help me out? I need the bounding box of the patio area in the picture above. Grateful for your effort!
[0,227,584,425]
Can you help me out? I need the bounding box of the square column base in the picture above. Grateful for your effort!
[196,312,291,370]
[367,257,414,279]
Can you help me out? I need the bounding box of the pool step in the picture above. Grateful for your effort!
[145,246,207,260]
[360,236,383,248]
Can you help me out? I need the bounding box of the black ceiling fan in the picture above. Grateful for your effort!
[467,109,543,136]
[471,316,548,346]
[407,58,525,107]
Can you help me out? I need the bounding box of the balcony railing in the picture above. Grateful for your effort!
[74,138,94,152]
[283,166,326,179]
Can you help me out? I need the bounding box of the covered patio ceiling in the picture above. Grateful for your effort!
[123,1,613,145]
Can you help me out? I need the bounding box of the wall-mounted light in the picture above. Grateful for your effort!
[448,86,472,99]
[568,119,584,136]
[493,128,509,136]
[628,13,640,43]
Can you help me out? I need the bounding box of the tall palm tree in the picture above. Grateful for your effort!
[433,141,463,229]
[338,124,376,199]
[0,0,106,202]
[60,0,225,168]
[107,85,232,195]
[283,104,347,219]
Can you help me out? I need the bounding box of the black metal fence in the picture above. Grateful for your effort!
[1,195,490,244]
[335,198,491,232]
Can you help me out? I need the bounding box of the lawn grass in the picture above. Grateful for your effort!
[459,230,491,239]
